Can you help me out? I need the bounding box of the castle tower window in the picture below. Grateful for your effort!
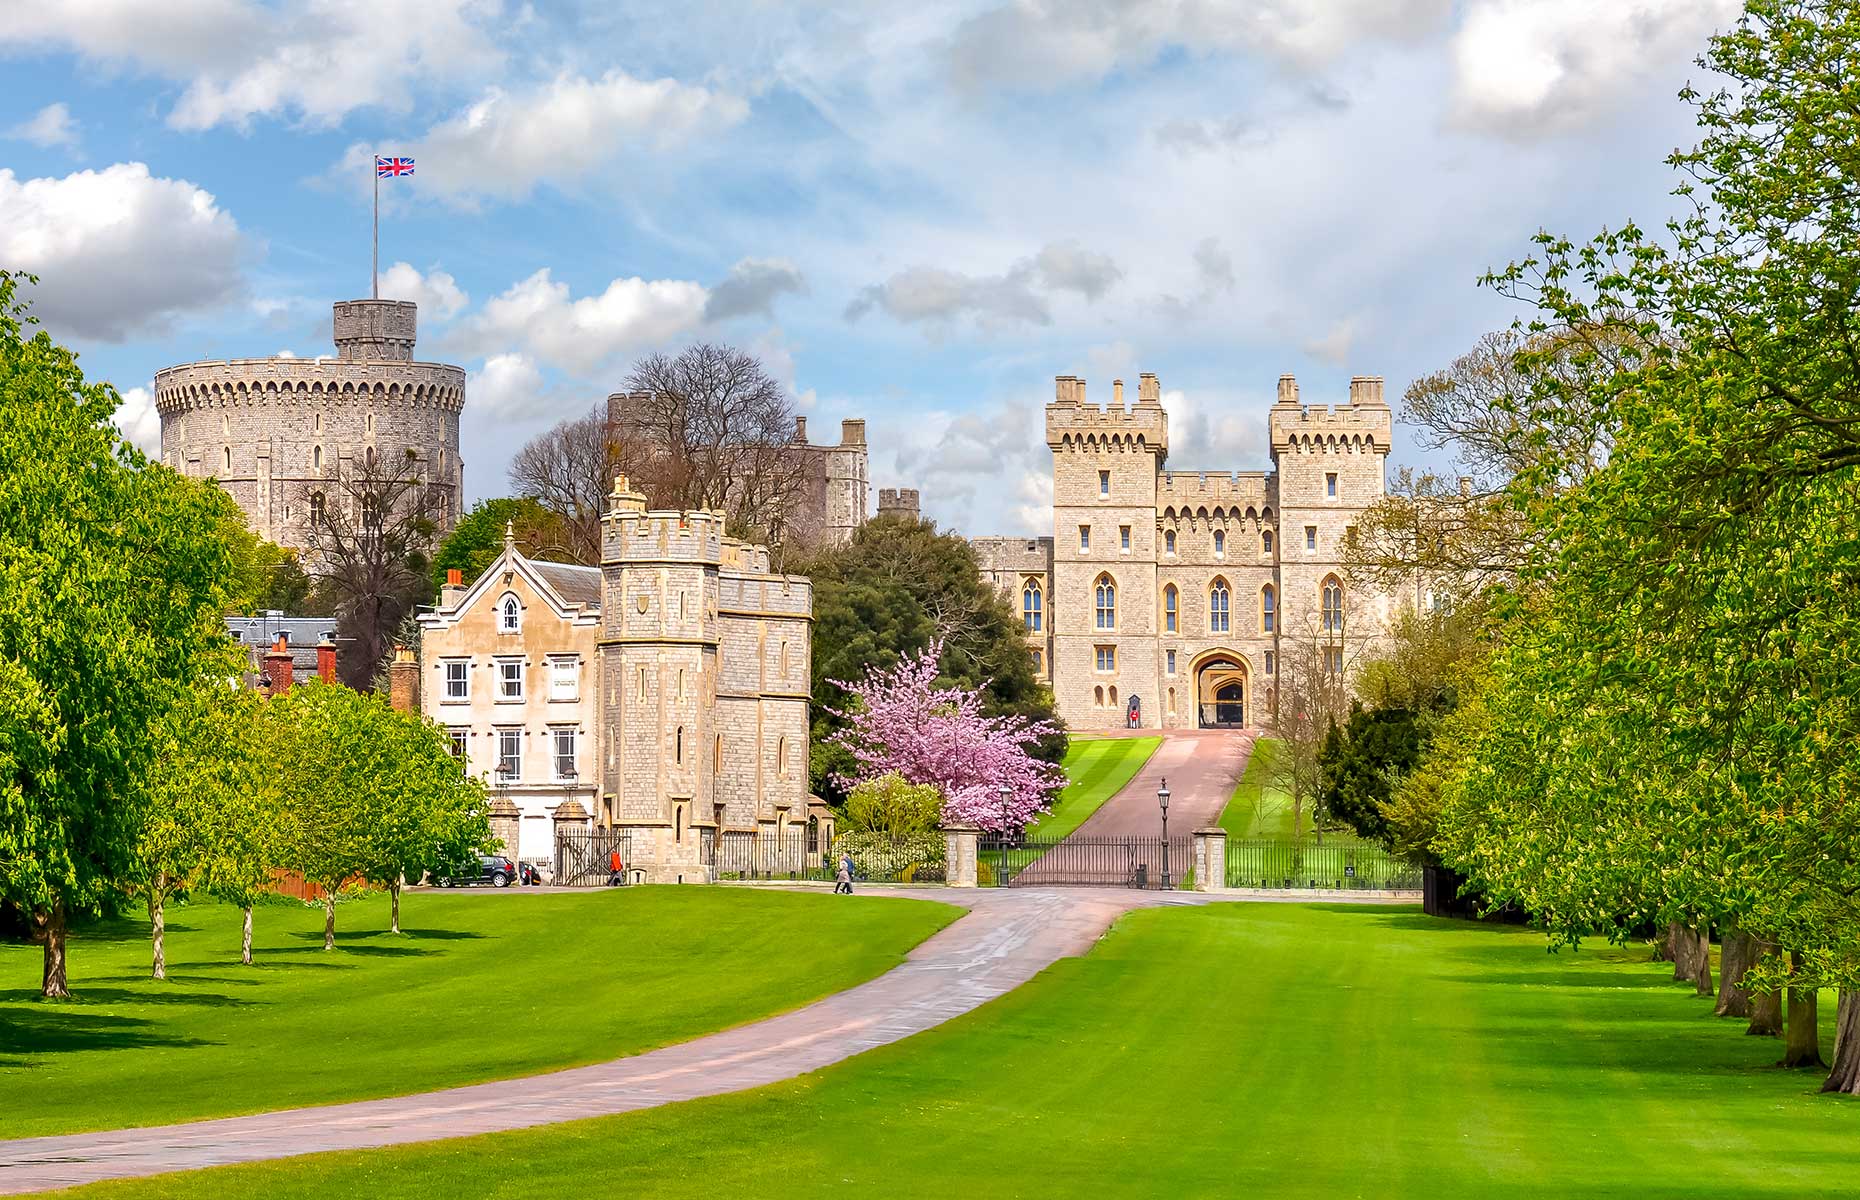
[1030,648,1043,673]
[1165,529,1176,555]
[310,492,326,523]
[1213,529,1225,557]
[314,412,322,433]
[499,595,521,633]
[1305,526,1317,551]
[1261,584,1276,634]
[1120,525,1131,552]
[1262,529,1274,555]
[1094,574,1116,630]
[1167,688,1177,715]
[1166,649,1177,675]
[1079,525,1091,552]
[778,736,788,776]
[1326,472,1338,498]
[313,445,323,471]
[1265,650,1277,676]
[1095,645,1117,672]
[1023,581,1043,632]
[1322,577,1345,634]
[1099,469,1110,497]
[1094,685,1105,706]
[223,446,232,471]
[1209,580,1230,634]
[1108,684,1118,706]
[714,734,723,769]
[675,726,685,765]
[1163,584,1178,633]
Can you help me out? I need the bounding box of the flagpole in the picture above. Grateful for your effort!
[371,155,379,300]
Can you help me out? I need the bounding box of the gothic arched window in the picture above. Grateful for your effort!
[1163,584,1178,633]
[1210,579,1230,634]
[1095,574,1116,630]
[1164,529,1177,555]
[1213,529,1226,556]
[499,594,521,634]
[1023,581,1043,632]
[1262,529,1274,554]
[1261,584,1276,635]
[1322,577,1344,634]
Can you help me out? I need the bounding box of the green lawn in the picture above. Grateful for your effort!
[1218,736,1298,837]
[1,888,955,1139]
[1026,735,1161,841]
[60,903,1857,1199]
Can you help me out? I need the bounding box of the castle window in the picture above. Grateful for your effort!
[366,412,375,434]
[1213,529,1225,557]
[675,726,685,765]
[675,804,684,843]
[310,492,326,524]
[223,445,232,471]
[1165,529,1176,555]
[314,412,322,433]
[1167,688,1177,715]
[1166,649,1176,675]
[1322,577,1345,634]
[1030,648,1043,673]
[1095,645,1116,672]
[1305,526,1317,551]
[1326,472,1338,498]
[1023,581,1043,632]
[1326,647,1344,676]
[1099,469,1110,497]
[1094,574,1116,629]
[443,659,469,701]
[1209,580,1230,634]
[1262,529,1273,554]
[1265,650,1276,676]
[1163,584,1178,633]
[313,445,322,471]
[780,641,789,676]
[1108,684,1118,706]
[499,595,521,633]
[677,668,686,700]
[637,666,648,700]
[1094,685,1105,706]
[1261,585,1276,634]
[715,734,723,769]
[1120,525,1130,552]
[1079,525,1090,552]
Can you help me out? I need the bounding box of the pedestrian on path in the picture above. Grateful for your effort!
[835,852,854,894]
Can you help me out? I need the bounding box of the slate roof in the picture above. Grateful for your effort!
[225,615,343,675]
[530,560,602,609]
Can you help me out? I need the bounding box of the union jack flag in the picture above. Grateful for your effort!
[375,156,415,178]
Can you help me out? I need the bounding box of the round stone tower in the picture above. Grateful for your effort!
[154,299,466,555]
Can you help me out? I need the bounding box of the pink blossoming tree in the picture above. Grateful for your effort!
[828,641,1066,833]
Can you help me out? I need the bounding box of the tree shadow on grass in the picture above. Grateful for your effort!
[0,1007,216,1064]
[0,985,252,1008]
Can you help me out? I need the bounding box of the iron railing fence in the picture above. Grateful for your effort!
[979,835,1190,890]
[714,830,832,882]
[830,832,946,884]
[553,828,634,887]
[1223,837,1422,891]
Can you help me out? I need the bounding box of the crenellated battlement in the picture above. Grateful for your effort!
[1157,470,1277,511]
[1045,373,1169,453]
[1268,375,1393,456]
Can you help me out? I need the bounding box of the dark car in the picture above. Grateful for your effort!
[519,861,543,886]
[437,854,517,888]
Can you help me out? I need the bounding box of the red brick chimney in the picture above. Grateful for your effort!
[263,634,293,695]
[315,636,337,684]
[388,644,418,713]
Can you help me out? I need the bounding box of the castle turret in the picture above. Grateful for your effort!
[877,488,920,521]
[332,299,418,362]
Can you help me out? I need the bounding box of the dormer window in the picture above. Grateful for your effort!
[499,595,521,633]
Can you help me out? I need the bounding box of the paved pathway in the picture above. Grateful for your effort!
[0,888,1213,1196]
[1068,729,1255,838]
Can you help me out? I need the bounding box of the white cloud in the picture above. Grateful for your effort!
[0,162,244,341]
[1031,240,1123,301]
[455,269,709,375]
[705,258,807,321]
[8,102,79,149]
[1302,318,1358,366]
[1449,0,1741,136]
[376,261,468,322]
[112,385,160,455]
[1161,387,1270,468]
[373,70,747,200]
[944,0,1452,92]
[0,0,505,131]
[467,352,545,418]
[846,241,1121,331]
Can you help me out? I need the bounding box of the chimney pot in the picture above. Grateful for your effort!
[839,418,866,446]
[446,568,462,586]
[315,637,338,685]
[794,414,808,443]
[1113,378,1124,406]
[1275,374,1300,405]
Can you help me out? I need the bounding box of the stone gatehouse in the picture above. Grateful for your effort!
[974,371,1397,732]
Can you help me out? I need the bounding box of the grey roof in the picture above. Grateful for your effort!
[225,615,342,674]
[529,560,602,609]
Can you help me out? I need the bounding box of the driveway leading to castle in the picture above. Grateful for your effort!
[1061,730,1255,840]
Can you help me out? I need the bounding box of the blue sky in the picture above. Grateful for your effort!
[1,0,1739,535]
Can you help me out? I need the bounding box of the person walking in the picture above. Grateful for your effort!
[835,851,854,895]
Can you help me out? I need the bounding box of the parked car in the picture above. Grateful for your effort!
[519,860,544,886]
[437,854,518,888]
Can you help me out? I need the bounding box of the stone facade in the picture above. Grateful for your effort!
[418,494,815,881]
[416,540,602,862]
[976,372,1394,732]
[877,487,921,520]
[154,299,465,555]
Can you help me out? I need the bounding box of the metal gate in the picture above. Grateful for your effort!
[553,828,633,887]
[978,835,1189,890]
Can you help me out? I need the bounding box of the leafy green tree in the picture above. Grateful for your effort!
[201,694,284,966]
[1318,703,1421,846]
[430,497,571,594]
[841,773,944,837]
[0,271,249,998]
[798,514,1063,803]
[124,678,264,980]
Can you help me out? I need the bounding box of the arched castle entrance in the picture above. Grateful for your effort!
[1190,649,1250,730]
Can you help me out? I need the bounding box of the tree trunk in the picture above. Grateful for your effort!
[1652,923,1674,963]
[1669,921,1687,979]
[1672,923,1712,995]
[1820,991,1860,1096]
[322,894,336,951]
[1748,989,1785,1037]
[240,906,254,966]
[390,879,401,935]
[1714,926,1754,1019]
[38,903,70,999]
[149,886,166,981]
[1782,953,1825,1069]
[1690,924,1713,998]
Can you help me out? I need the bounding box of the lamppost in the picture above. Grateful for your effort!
[998,783,1012,884]
[1157,777,1171,889]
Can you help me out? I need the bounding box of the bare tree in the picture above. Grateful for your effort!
[304,447,445,689]
[1265,611,1366,841]
[507,405,615,565]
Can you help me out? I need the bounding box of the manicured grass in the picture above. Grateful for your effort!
[1,888,956,1138]
[1218,736,1298,837]
[1026,735,1161,840]
[73,903,1858,1200]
